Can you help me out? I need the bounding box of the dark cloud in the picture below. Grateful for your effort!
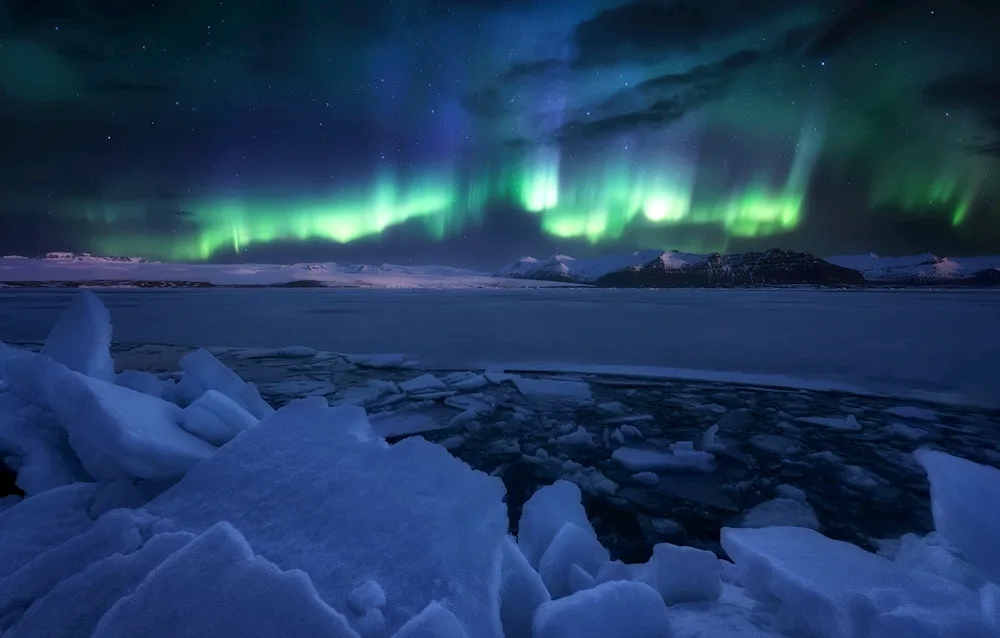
[572,0,800,67]
[557,48,761,141]
[803,0,912,59]
[922,70,1000,155]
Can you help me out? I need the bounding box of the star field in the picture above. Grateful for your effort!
[1,0,998,266]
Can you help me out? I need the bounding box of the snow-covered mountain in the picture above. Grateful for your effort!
[0,254,573,289]
[499,249,865,287]
[826,253,1000,284]
[500,249,1000,287]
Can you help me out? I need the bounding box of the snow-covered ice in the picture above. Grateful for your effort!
[1,290,998,637]
[612,447,715,473]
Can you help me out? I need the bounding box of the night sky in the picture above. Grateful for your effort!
[1,0,999,268]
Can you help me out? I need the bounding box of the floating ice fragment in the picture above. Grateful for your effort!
[513,377,592,402]
[398,374,446,394]
[632,471,659,486]
[798,415,861,430]
[612,447,714,473]
[885,405,939,421]
[553,425,595,447]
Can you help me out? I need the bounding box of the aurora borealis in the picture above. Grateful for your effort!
[1,0,999,266]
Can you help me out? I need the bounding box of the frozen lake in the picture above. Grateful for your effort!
[1,288,997,406]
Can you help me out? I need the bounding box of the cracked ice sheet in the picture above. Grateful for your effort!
[144,398,508,637]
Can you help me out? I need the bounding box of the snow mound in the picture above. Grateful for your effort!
[145,397,508,636]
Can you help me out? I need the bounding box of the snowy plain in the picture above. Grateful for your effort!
[1,287,997,407]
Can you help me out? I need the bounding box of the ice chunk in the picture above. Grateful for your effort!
[885,405,938,421]
[915,449,1000,584]
[498,536,550,638]
[179,389,259,446]
[347,353,407,369]
[883,422,929,441]
[741,498,819,530]
[532,580,672,638]
[1,351,71,409]
[633,471,659,486]
[0,509,144,629]
[632,542,722,605]
[92,522,358,638]
[348,580,387,614]
[40,291,114,382]
[452,374,488,391]
[115,369,174,401]
[512,377,592,402]
[893,532,985,589]
[518,479,595,569]
[612,447,714,473]
[398,373,446,393]
[49,371,216,482]
[390,601,468,638]
[721,525,990,638]
[179,348,274,418]
[553,425,595,447]
[620,424,644,438]
[565,466,618,496]
[701,424,724,452]
[568,563,596,594]
[8,532,192,638]
[797,415,861,430]
[774,484,807,502]
[0,404,87,495]
[597,401,625,414]
[538,522,610,599]
[145,399,507,637]
[596,560,634,585]
[0,482,99,579]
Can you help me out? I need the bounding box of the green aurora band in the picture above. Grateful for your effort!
[88,121,992,261]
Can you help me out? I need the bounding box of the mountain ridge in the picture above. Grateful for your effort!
[497,249,1000,287]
